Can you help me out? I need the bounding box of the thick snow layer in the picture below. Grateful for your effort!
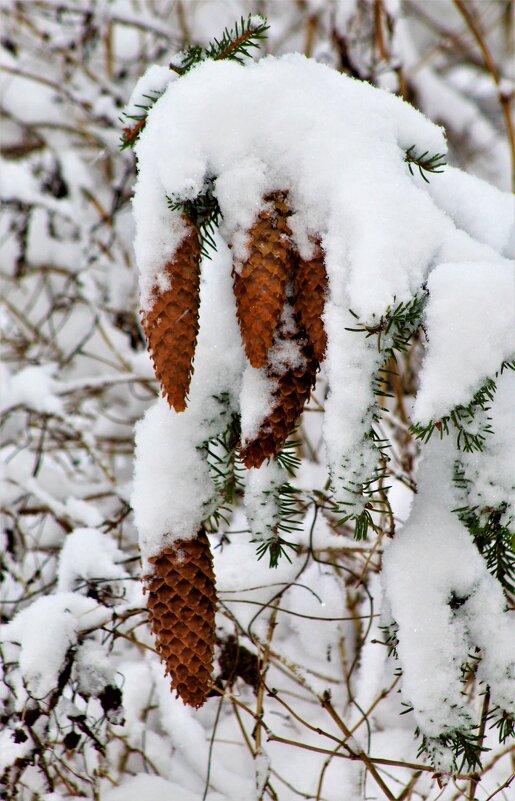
[414,261,514,422]
[133,50,512,508]
[0,594,104,699]
[57,528,128,594]
[418,166,514,256]
[132,237,244,567]
[457,370,515,517]
[124,64,175,120]
[0,364,64,415]
[382,443,515,754]
[133,53,449,318]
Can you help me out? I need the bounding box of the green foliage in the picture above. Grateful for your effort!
[416,726,486,774]
[119,89,164,150]
[411,360,514,453]
[255,533,298,569]
[410,377,497,453]
[167,178,222,259]
[170,15,269,74]
[404,145,446,182]
[453,497,514,593]
[201,401,243,531]
[275,439,301,477]
[335,464,390,541]
[347,294,426,359]
[487,705,515,744]
[250,452,303,568]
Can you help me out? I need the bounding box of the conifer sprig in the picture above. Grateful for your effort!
[250,460,303,568]
[120,90,164,150]
[347,294,426,359]
[201,399,243,532]
[170,15,269,75]
[452,493,514,593]
[416,727,485,774]
[487,706,515,744]
[275,439,301,477]
[410,372,504,453]
[167,179,222,259]
[208,15,270,64]
[335,460,391,541]
[255,533,298,568]
[404,145,447,182]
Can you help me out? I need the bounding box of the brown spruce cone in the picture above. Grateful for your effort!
[240,313,320,468]
[233,192,292,368]
[293,239,328,362]
[141,220,201,412]
[145,529,216,708]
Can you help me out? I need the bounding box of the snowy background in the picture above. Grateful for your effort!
[1,2,513,800]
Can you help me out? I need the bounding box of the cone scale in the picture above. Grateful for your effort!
[240,315,320,468]
[141,220,201,413]
[233,191,292,368]
[293,239,328,363]
[145,529,217,708]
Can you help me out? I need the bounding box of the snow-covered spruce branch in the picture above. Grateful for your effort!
[2,4,514,799]
[128,17,514,777]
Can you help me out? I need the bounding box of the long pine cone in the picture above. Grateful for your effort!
[145,529,216,708]
[141,221,201,412]
[233,192,292,368]
[293,239,328,362]
[240,313,319,468]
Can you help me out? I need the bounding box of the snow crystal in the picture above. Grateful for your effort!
[239,364,275,444]
[255,747,271,797]
[457,370,515,517]
[75,640,117,699]
[413,261,514,422]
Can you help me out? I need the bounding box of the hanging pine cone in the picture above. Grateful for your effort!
[233,191,292,368]
[240,308,319,468]
[293,239,328,362]
[141,219,201,412]
[145,529,217,708]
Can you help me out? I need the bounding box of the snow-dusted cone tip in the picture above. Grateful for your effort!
[240,315,319,468]
[233,192,292,368]
[145,529,216,708]
[141,220,201,412]
[293,240,328,362]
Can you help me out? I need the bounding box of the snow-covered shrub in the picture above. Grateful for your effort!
[1,3,513,800]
